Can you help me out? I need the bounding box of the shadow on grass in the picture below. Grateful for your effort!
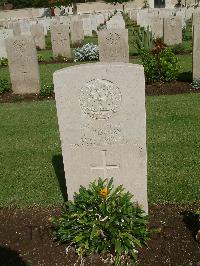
[0,246,27,266]
[52,155,68,202]
[182,211,199,241]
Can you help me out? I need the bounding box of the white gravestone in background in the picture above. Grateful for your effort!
[31,24,46,50]
[12,22,21,36]
[164,16,182,45]
[150,16,163,38]
[91,15,98,32]
[70,19,84,46]
[193,24,200,82]
[193,12,200,26]
[53,63,148,213]
[106,18,125,29]
[37,19,48,36]
[50,22,71,58]
[6,35,40,94]
[0,29,13,58]
[98,29,129,63]
[82,15,93,37]
[20,20,31,35]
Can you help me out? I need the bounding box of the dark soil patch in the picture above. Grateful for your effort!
[0,81,199,104]
[0,92,54,104]
[145,81,198,96]
[0,60,73,69]
[0,204,199,266]
[39,59,74,65]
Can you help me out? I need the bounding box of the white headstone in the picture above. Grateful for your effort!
[60,16,70,31]
[70,18,84,46]
[164,16,182,45]
[50,22,71,58]
[53,63,148,213]
[12,22,21,36]
[36,19,48,36]
[6,35,40,94]
[20,20,31,35]
[150,15,163,38]
[193,11,200,26]
[106,17,125,29]
[91,14,98,32]
[0,29,13,58]
[82,15,93,37]
[98,29,129,63]
[193,24,200,81]
[31,24,46,50]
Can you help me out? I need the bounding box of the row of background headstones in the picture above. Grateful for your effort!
[1,9,200,95]
[1,6,199,58]
[1,12,123,94]
[0,6,198,35]
[0,6,199,32]
[0,12,112,58]
[1,6,199,29]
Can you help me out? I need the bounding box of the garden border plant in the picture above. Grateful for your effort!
[0,77,11,94]
[52,178,148,266]
[0,57,8,67]
[138,39,180,84]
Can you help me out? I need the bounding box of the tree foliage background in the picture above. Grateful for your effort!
[0,0,95,8]
[0,0,130,9]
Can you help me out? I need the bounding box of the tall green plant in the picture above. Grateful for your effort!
[134,27,153,52]
[140,39,180,84]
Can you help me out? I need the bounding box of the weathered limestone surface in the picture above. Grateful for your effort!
[53,63,148,213]
[193,24,200,81]
[50,22,71,58]
[164,16,182,45]
[6,35,40,94]
[31,24,46,50]
[70,18,84,45]
[0,29,13,58]
[98,29,129,63]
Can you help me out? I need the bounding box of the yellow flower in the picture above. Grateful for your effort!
[100,188,109,198]
[48,216,53,222]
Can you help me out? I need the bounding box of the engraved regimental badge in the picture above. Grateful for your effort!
[79,79,122,120]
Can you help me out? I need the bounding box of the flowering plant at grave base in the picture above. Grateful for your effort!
[73,43,99,62]
[192,80,200,90]
[54,54,69,62]
[37,54,45,62]
[140,40,180,83]
[0,57,8,67]
[40,83,54,96]
[52,177,148,266]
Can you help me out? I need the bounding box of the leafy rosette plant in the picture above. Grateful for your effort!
[0,57,8,67]
[74,43,99,62]
[53,178,148,265]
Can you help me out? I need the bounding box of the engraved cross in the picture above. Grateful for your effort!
[90,150,119,178]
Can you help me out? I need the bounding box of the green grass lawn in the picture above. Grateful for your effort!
[177,54,192,74]
[38,49,53,61]
[0,93,200,207]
